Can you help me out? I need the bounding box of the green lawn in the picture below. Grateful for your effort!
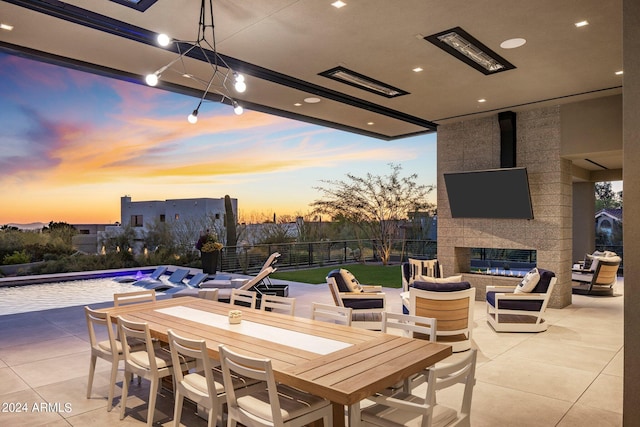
[271,264,402,288]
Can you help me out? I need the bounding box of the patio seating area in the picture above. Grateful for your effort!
[0,276,623,426]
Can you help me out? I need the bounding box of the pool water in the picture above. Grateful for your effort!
[0,278,165,315]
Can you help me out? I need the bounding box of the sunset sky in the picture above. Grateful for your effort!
[0,52,437,225]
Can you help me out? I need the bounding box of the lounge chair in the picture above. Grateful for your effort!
[402,280,475,352]
[572,259,620,296]
[114,266,167,283]
[134,268,189,291]
[326,268,386,330]
[208,266,277,302]
[166,272,210,297]
[486,268,557,332]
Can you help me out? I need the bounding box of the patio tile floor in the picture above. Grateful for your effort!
[0,277,623,426]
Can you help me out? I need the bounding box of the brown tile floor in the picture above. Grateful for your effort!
[0,277,623,426]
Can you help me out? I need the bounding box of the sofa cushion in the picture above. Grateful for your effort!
[412,281,471,292]
[514,268,540,293]
[486,292,544,311]
[342,298,384,309]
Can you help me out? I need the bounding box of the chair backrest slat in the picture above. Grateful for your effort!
[230,289,257,309]
[198,288,219,300]
[114,289,156,307]
[382,312,437,340]
[260,295,296,315]
[311,302,352,326]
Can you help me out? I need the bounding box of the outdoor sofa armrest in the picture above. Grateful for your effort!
[494,292,547,300]
[486,285,517,293]
[361,285,383,292]
[340,291,386,299]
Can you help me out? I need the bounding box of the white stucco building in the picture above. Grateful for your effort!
[119,195,237,231]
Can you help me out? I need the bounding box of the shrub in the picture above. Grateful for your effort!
[3,250,31,265]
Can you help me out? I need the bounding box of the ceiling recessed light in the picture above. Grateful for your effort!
[294,102,302,106]
[367,122,374,126]
[478,99,486,103]
[304,97,321,104]
[0,23,14,31]
[575,20,589,27]
[615,70,624,76]
[500,38,526,49]
[412,67,424,72]
[331,1,347,8]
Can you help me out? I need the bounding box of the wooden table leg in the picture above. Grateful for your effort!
[333,402,346,427]
[308,403,344,427]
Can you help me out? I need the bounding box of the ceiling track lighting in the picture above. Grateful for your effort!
[144,0,246,123]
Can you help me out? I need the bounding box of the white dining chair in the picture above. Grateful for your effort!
[85,306,142,412]
[311,302,352,326]
[260,295,296,315]
[230,288,257,309]
[361,349,477,427]
[167,329,260,427]
[381,312,438,393]
[219,344,333,427]
[118,317,196,427]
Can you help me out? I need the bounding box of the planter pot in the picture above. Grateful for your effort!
[201,250,219,274]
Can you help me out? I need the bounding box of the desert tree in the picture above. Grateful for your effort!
[311,163,434,265]
[595,181,623,211]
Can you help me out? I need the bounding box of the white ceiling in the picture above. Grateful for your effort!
[0,0,623,171]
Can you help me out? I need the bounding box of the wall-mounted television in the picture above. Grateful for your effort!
[443,167,534,219]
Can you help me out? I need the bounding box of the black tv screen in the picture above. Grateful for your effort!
[444,167,534,219]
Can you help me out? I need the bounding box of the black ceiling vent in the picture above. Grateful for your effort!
[425,27,516,75]
[319,66,409,98]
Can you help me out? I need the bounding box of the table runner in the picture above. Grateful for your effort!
[156,305,352,355]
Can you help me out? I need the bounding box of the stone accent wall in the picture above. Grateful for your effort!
[437,107,572,308]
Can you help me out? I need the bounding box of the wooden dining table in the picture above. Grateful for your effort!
[102,296,452,427]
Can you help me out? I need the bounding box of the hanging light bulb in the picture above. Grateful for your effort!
[233,101,243,115]
[187,109,199,124]
[157,33,171,47]
[234,73,246,93]
[145,73,159,86]
[147,1,250,121]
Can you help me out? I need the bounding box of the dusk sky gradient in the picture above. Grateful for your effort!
[0,52,437,225]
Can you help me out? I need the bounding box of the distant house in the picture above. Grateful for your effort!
[75,196,238,254]
[119,195,236,231]
[71,223,111,254]
[595,208,622,245]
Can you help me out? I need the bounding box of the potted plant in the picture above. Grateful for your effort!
[197,232,223,274]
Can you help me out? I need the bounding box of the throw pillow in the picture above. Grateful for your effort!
[514,268,540,293]
[340,269,363,292]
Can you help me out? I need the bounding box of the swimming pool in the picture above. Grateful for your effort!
[0,278,167,316]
